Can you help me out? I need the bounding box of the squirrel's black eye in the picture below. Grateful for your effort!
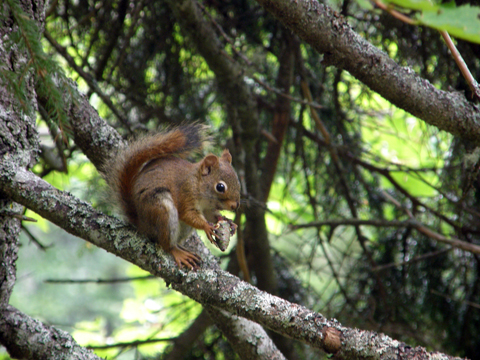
[215,181,227,193]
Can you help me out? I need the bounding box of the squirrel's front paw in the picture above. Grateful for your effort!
[203,222,216,244]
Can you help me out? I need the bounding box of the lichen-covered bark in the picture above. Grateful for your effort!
[0,164,464,360]
[0,306,101,360]
[254,0,480,143]
[0,0,40,317]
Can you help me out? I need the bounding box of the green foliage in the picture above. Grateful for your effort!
[382,0,480,43]
[419,5,480,43]
[2,0,74,138]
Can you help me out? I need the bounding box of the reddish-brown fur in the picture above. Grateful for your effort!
[103,124,241,269]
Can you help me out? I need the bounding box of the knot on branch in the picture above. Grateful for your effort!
[322,327,342,354]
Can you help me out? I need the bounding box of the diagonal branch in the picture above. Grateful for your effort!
[254,0,480,143]
[373,0,480,100]
[0,154,464,360]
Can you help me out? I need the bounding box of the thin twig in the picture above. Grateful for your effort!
[381,192,480,255]
[251,74,323,109]
[440,31,480,100]
[431,289,480,310]
[44,275,155,284]
[87,337,175,350]
[290,218,410,230]
[350,155,458,228]
[196,0,253,66]
[371,247,452,272]
[381,190,414,218]
[1,209,37,222]
[22,225,51,251]
[373,0,416,25]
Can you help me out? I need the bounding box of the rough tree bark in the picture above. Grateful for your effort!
[254,0,480,143]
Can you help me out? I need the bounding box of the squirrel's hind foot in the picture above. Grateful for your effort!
[171,245,202,270]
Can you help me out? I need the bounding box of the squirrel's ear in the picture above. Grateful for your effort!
[201,154,219,176]
[221,149,232,164]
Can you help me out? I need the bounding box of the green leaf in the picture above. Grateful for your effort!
[373,0,480,44]
[417,5,480,44]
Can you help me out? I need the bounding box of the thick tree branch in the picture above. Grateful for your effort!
[254,0,480,143]
[0,159,464,360]
[0,305,101,360]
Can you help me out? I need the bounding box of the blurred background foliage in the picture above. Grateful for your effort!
[3,0,480,358]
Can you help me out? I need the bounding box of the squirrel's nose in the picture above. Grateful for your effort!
[231,201,240,211]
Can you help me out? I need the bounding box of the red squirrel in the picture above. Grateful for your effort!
[105,124,241,269]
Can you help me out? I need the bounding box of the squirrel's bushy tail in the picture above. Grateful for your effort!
[107,124,209,225]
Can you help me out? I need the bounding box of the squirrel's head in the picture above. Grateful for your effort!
[199,149,241,211]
